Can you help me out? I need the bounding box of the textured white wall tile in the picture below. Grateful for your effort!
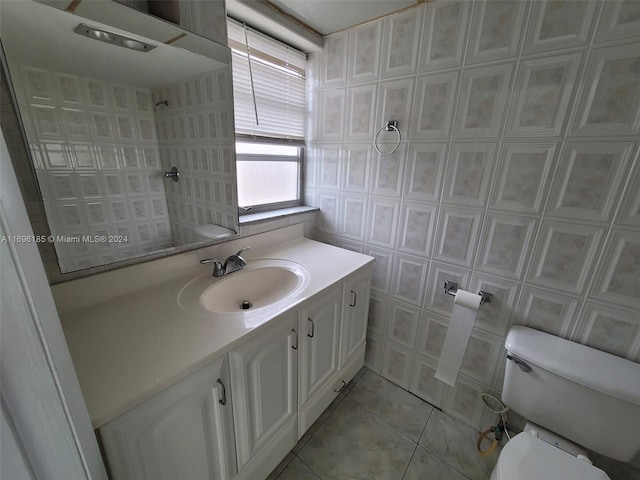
[410,354,446,408]
[366,197,400,248]
[506,53,582,137]
[322,30,349,86]
[524,0,597,53]
[442,143,496,207]
[526,220,604,294]
[339,194,368,241]
[572,301,640,360]
[595,0,640,43]
[308,0,640,437]
[368,291,390,336]
[318,144,342,190]
[411,71,459,139]
[589,228,640,310]
[514,285,579,336]
[342,144,372,193]
[420,0,470,72]
[318,89,346,141]
[390,254,430,306]
[546,141,635,223]
[386,299,422,348]
[365,246,395,294]
[476,213,537,279]
[346,83,377,140]
[454,63,514,138]
[489,142,557,214]
[616,156,640,227]
[442,374,487,428]
[469,273,520,337]
[466,0,527,64]
[380,8,422,78]
[433,207,483,267]
[381,340,414,388]
[403,142,447,203]
[570,43,640,136]
[349,20,382,83]
[397,201,437,258]
[460,330,502,384]
[370,144,406,197]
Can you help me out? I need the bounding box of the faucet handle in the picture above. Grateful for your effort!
[235,246,250,256]
[200,258,220,265]
[200,258,225,277]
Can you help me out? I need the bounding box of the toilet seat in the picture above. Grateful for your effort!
[493,432,610,480]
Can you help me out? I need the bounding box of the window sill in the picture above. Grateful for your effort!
[238,206,319,226]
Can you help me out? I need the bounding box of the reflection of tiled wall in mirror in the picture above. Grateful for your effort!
[12,65,172,272]
[153,66,237,246]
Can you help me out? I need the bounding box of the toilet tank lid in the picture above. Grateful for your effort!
[506,326,640,406]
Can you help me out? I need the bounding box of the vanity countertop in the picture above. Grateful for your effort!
[57,230,373,428]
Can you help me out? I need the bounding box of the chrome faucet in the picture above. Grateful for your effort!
[200,247,250,277]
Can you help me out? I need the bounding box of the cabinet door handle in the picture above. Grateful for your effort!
[307,317,315,338]
[350,290,357,307]
[291,328,298,350]
[217,379,227,406]
[333,380,347,393]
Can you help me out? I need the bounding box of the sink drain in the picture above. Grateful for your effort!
[239,300,252,310]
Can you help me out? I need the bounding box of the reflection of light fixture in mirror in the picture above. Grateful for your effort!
[74,24,156,52]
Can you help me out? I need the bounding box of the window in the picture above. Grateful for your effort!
[227,19,306,214]
[235,141,302,210]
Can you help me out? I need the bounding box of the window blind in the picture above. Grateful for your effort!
[227,19,306,140]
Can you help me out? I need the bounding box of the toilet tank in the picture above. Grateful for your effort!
[502,326,640,462]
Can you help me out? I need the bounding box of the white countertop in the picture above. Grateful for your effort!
[57,230,373,428]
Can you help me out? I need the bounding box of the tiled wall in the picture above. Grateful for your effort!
[305,0,640,431]
[12,65,172,272]
[152,66,237,246]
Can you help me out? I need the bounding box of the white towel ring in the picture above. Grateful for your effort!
[374,120,401,155]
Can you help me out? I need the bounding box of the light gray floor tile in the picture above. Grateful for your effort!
[419,410,498,480]
[276,456,321,480]
[403,445,470,480]
[266,452,295,480]
[293,393,346,454]
[343,366,368,395]
[298,396,415,480]
[348,370,433,441]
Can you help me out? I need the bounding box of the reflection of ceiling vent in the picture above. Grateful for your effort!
[74,24,156,52]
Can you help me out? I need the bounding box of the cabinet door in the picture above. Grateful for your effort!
[340,266,373,368]
[100,356,237,480]
[229,312,298,470]
[298,284,341,406]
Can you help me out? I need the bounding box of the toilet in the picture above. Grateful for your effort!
[192,224,235,242]
[491,326,640,480]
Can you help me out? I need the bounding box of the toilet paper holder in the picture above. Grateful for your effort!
[443,281,493,305]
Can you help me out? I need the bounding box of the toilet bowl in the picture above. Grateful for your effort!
[491,430,609,480]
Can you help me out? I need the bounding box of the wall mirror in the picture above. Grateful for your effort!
[0,0,239,282]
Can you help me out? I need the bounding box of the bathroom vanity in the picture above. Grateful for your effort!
[54,225,373,480]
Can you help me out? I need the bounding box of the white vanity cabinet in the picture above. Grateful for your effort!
[229,312,298,479]
[297,284,342,436]
[99,356,237,480]
[97,263,373,480]
[340,266,372,368]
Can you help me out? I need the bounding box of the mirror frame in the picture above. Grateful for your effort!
[0,0,239,283]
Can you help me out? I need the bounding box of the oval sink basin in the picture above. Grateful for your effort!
[178,259,309,316]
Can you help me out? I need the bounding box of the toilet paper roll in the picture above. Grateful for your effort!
[435,290,482,387]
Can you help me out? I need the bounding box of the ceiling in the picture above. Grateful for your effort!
[268,0,422,35]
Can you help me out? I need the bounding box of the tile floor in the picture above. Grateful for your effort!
[267,368,499,480]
